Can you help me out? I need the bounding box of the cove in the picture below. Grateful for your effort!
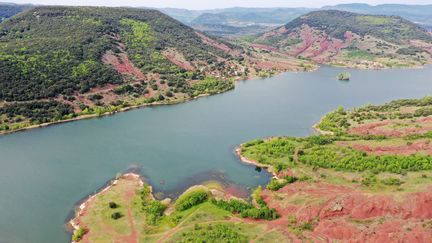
[1,66,432,242]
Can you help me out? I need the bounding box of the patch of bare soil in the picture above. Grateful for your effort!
[349,116,432,137]
[195,31,240,55]
[339,140,432,156]
[162,48,195,71]
[259,182,432,242]
[102,51,145,81]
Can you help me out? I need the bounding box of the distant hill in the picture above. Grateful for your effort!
[161,4,432,37]
[0,2,32,22]
[161,7,312,38]
[158,8,204,24]
[190,8,312,26]
[254,10,432,69]
[324,3,432,27]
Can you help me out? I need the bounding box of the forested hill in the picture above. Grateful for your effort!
[0,6,243,130]
[0,3,32,22]
[285,10,432,43]
[0,6,303,133]
[254,10,432,69]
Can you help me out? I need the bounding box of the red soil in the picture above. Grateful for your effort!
[224,184,249,199]
[258,182,432,242]
[290,27,348,62]
[162,51,195,71]
[341,140,432,156]
[344,31,354,43]
[195,31,239,55]
[348,116,432,137]
[102,51,145,81]
[292,26,315,57]
[253,59,299,70]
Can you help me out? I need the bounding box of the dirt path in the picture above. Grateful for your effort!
[116,181,139,243]
[293,147,299,164]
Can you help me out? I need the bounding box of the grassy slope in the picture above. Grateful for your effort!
[253,10,432,68]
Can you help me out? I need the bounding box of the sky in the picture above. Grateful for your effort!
[7,0,432,10]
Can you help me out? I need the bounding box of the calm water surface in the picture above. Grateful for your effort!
[1,66,432,242]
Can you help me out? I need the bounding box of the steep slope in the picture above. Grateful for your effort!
[255,10,432,68]
[0,6,309,133]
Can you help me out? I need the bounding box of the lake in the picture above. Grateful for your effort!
[1,65,432,242]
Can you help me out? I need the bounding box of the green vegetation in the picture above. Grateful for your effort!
[337,72,351,81]
[0,101,74,125]
[175,189,210,211]
[0,6,254,133]
[72,227,87,242]
[140,186,167,224]
[253,9,432,69]
[267,176,298,191]
[176,224,247,243]
[240,96,432,198]
[285,10,432,43]
[191,77,234,96]
[211,198,279,220]
[318,96,432,134]
[73,176,283,242]
[242,134,432,175]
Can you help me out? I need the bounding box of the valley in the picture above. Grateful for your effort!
[0,2,432,243]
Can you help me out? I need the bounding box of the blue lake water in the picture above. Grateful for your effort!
[0,65,432,242]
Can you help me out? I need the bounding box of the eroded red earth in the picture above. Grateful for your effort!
[348,116,432,137]
[102,51,145,81]
[259,182,432,242]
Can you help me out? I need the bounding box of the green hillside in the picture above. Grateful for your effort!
[254,10,432,68]
[285,10,431,43]
[0,6,246,131]
[0,6,307,133]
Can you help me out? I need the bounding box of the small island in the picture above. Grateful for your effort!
[337,72,351,80]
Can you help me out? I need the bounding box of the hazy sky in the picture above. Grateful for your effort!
[7,0,432,10]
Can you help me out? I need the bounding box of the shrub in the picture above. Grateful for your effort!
[175,189,209,211]
[177,224,247,242]
[381,178,403,186]
[143,200,167,224]
[111,212,123,220]
[108,202,118,209]
[72,227,87,242]
[267,176,298,191]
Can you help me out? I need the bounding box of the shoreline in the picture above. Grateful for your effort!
[67,171,250,242]
[2,63,430,137]
[235,147,279,179]
[0,92,218,137]
[312,118,334,136]
[68,173,146,241]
